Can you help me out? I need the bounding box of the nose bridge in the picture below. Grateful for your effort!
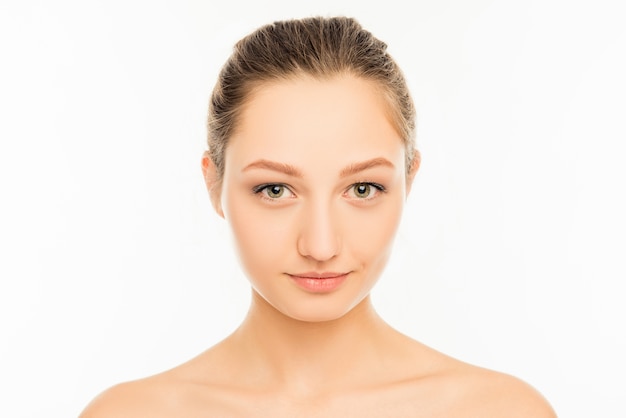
[297,197,340,261]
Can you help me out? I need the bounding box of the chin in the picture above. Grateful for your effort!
[266,292,369,324]
[284,307,352,323]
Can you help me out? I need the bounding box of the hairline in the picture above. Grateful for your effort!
[225,71,414,171]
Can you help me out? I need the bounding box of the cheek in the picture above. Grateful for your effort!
[224,192,295,278]
[223,184,405,283]
[341,197,405,262]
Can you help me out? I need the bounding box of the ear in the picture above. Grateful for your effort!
[201,151,225,218]
[405,150,421,196]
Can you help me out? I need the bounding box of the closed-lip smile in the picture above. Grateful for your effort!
[289,272,349,279]
[287,272,350,293]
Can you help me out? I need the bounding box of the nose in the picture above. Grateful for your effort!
[297,201,340,261]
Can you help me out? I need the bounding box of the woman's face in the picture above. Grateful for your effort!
[207,75,417,322]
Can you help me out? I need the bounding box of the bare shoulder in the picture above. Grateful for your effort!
[79,374,179,418]
[79,349,232,417]
[377,335,557,417]
[442,361,557,417]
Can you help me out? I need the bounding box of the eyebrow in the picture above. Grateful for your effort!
[242,160,304,177]
[339,157,395,178]
[241,157,395,178]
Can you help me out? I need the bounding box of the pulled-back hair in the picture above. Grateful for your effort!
[208,16,416,179]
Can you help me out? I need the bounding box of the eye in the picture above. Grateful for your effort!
[346,182,386,200]
[264,184,286,199]
[253,184,295,200]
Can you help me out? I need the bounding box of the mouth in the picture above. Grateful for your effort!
[287,272,349,293]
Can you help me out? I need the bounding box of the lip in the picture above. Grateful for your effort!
[287,272,349,293]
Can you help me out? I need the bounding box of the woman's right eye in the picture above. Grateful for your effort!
[253,184,295,200]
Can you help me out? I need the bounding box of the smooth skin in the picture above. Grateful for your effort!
[81,75,557,417]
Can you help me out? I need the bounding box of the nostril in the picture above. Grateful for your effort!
[296,212,340,261]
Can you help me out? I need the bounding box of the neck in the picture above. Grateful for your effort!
[227,290,396,395]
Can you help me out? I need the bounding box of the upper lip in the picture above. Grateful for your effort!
[288,272,349,279]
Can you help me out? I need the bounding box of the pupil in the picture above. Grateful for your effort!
[356,184,369,196]
[270,186,282,197]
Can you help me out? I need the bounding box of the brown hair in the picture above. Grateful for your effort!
[207,16,416,180]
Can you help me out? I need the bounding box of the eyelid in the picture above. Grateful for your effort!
[251,181,386,201]
[344,182,386,200]
[252,183,296,201]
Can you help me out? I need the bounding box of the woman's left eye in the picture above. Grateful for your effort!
[346,182,385,200]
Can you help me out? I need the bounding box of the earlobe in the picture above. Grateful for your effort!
[201,152,225,218]
[406,150,421,196]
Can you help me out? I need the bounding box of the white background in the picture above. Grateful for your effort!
[1,0,625,416]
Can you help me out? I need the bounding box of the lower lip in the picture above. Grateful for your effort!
[289,274,348,293]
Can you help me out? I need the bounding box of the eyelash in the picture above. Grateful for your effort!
[346,182,386,200]
[252,183,295,201]
[251,182,387,202]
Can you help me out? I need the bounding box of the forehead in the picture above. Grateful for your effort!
[227,75,404,167]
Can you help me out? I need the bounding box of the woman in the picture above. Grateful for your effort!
[81,16,556,417]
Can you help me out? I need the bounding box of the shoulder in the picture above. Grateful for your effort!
[387,335,556,416]
[79,375,182,418]
[79,345,239,417]
[446,364,557,417]
[381,337,557,417]
[79,350,233,417]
